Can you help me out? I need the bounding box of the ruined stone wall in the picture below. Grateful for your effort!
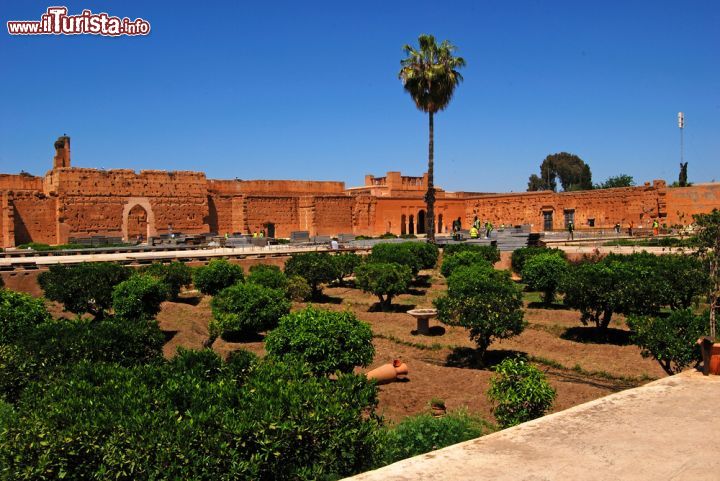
[464,184,668,231]
[41,168,211,242]
[0,174,43,192]
[366,197,466,235]
[664,183,720,225]
[312,196,354,235]
[244,196,300,237]
[208,179,345,195]
[10,192,57,245]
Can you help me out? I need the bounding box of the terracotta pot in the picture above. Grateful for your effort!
[366,359,409,384]
[431,405,447,417]
[697,337,720,376]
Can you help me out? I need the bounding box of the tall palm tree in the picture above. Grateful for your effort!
[399,34,465,243]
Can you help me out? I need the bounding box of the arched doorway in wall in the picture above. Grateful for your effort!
[417,210,426,235]
[401,215,407,235]
[127,204,148,241]
[438,214,443,233]
[409,215,415,235]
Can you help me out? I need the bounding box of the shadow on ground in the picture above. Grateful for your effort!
[369,303,415,313]
[445,347,526,370]
[561,327,632,346]
[220,331,266,343]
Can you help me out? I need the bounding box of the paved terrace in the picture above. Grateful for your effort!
[347,371,720,481]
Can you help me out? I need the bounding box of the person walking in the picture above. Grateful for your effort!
[652,219,660,236]
[567,220,574,241]
[485,221,493,239]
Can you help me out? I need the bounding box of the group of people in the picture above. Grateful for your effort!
[469,217,494,239]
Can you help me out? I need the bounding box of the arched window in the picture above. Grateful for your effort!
[417,210,426,235]
[401,214,407,235]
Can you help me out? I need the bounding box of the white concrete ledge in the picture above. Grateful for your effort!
[347,370,720,481]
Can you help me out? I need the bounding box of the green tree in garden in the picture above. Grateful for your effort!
[265,306,375,375]
[443,244,500,264]
[368,242,423,276]
[286,274,312,301]
[521,253,569,304]
[192,259,244,295]
[247,264,288,292]
[511,247,565,274]
[209,282,290,339]
[112,274,168,322]
[38,262,130,318]
[332,252,362,286]
[628,310,707,375]
[440,250,492,278]
[0,289,51,344]
[692,209,720,340]
[354,262,412,309]
[487,357,556,428]
[142,261,192,300]
[399,34,465,242]
[435,264,524,359]
[284,252,339,297]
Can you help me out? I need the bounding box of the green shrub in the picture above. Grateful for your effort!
[440,250,493,278]
[209,282,290,338]
[511,247,566,274]
[284,252,339,297]
[0,359,383,480]
[628,310,707,375]
[112,274,168,322]
[368,242,422,275]
[435,264,525,358]
[0,344,38,403]
[354,262,412,308]
[287,274,312,301]
[38,262,131,318]
[332,252,362,285]
[380,409,490,465]
[521,253,569,304]
[0,288,51,344]
[265,306,374,375]
[407,242,440,269]
[142,261,192,300]
[487,357,556,428]
[561,259,637,330]
[378,232,398,239]
[225,349,259,382]
[167,347,225,380]
[192,258,244,295]
[247,264,288,291]
[17,317,165,370]
[444,244,501,264]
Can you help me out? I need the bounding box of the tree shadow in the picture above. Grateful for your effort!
[162,330,179,343]
[560,326,632,346]
[411,325,446,336]
[368,303,415,313]
[445,347,526,370]
[527,301,566,310]
[406,288,427,296]
[411,275,432,288]
[173,296,201,306]
[220,331,266,343]
[311,293,343,304]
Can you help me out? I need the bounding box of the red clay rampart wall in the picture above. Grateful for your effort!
[464,183,667,231]
[208,179,345,195]
[10,192,57,245]
[0,174,43,192]
[664,184,720,224]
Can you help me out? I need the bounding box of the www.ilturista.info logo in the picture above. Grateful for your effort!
[7,6,150,36]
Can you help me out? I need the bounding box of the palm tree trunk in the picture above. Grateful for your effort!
[426,112,436,243]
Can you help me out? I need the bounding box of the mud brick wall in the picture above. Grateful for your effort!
[312,196,354,235]
[11,192,57,245]
[464,183,668,231]
[664,184,720,225]
[244,196,300,237]
[0,174,43,192]
[208,179,346,195]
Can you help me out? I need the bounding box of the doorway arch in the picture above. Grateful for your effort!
[121,197,157,242]
[417,210,426,235]
[401,215,407,236]
[438,214,443,233]
[409,215,415,235]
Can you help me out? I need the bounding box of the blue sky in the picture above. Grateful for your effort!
[1,0,718,192]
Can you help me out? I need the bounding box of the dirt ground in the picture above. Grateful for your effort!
[149,268,668,425]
